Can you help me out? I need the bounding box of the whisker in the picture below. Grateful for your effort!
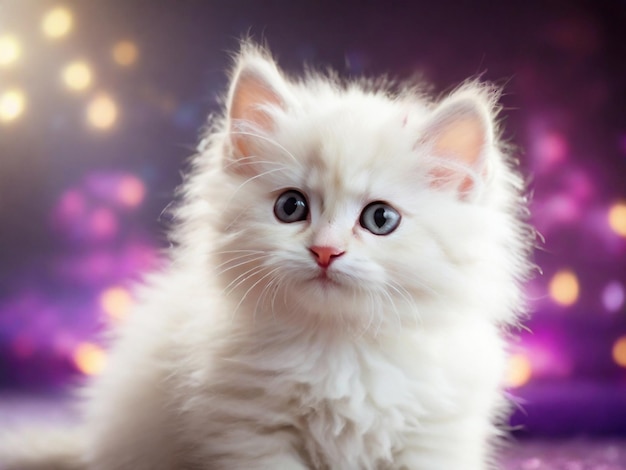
[223,264,269,296]
[223,156,292,170]
[392,281,422,326]
[268,271,289,320]
[379,287,402,331]
[224,165,293,213]
[222,204,256,232]
[232,266,284,319]
[212,249,267,256]
[229,131,303,168]
[385,280,416,309]
[253,271,283,321]
[358,285,376,339]
[214,255,270,278]
[384,267,441,298]
[387,280,421,328]
[213,252,267,269]
[371,290,384,338]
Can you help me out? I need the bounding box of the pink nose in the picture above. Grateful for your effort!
[309,245,345,268]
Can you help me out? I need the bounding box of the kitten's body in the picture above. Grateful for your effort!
[0,45,531,469]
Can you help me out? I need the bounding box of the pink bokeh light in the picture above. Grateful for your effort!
[88,208,118,240]
[532,192,582,233]
[531,131,569,174]
[519,332,574,381]
[117,174,146,208]
[83,172,147,209]
[562,168,595,203]
[51,241,159,287]
[49,171,149,244]
[602,281,625,313]
[54,189,87,222]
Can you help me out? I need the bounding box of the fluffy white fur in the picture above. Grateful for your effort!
[0,44,532,469]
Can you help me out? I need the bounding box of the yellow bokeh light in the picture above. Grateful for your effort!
[87,94,118,129]
[112,40,139,66]
[549,269,580,307]
[42,6,73,38]
[100,286,133,322]
[0,89,26,122]
[0,35,21,66]
[62,61,93,91]
[612,336,626,368]
[608,202,626,238]
[505,353,533,388]
[74,342,107,375]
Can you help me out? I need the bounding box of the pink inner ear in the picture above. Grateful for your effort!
[428,167,478,194]
[433,116,486,168]
[423,101,491,195]
[229,69,284,158]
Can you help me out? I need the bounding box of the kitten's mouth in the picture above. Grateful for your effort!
[308,269,338,286]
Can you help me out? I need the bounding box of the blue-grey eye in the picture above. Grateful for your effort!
[274,190,309,223]
[359,202,401,235]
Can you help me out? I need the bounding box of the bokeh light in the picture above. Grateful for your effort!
[0,34,21,66]
[0,89,26,122]
[89,207,118,239]
[602,281,625,313]
[533,131,569,173]
[42,6,74,39]
[73,342,107,375]
[100,286,133,322]
[506,353,533,388]
[112,40,139,66]
[117,175,146,208]
[612,336,626,368]
[62,61,93,91]
[86,94,118,129]
[548,269,580,307]
[608,202,626,238]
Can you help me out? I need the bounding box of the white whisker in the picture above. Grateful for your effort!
[232,266,283,319]
[387,280,421,328]
[379,287,403,330]
[358,285,376,339]
[385,267,441,298]
[213,252,267,269]
[214,255,269,278]
[229,131,303,168]
[223,164,293,213]
[222,264,269,296]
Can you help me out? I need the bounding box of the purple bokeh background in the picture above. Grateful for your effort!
[1,0,626,439]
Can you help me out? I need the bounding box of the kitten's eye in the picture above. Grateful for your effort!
[274,190,309,223]
[360,202,401,235]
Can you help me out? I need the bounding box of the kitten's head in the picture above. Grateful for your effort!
[188,45,530,333]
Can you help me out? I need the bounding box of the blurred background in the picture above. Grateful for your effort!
[1,0,626,447]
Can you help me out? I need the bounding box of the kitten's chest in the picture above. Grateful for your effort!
[203,321,500,468]
[272,333,455,469]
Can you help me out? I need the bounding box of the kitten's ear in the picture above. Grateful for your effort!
[226,51,289,172]
[419,91,495,196]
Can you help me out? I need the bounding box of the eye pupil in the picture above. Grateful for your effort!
[374,207,387,228]
[284,197,299,216]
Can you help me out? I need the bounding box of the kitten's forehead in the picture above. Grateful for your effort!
[296,97,412,202]
[306,151,371,207]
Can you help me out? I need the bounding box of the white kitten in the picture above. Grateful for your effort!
[0,43,532,470]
